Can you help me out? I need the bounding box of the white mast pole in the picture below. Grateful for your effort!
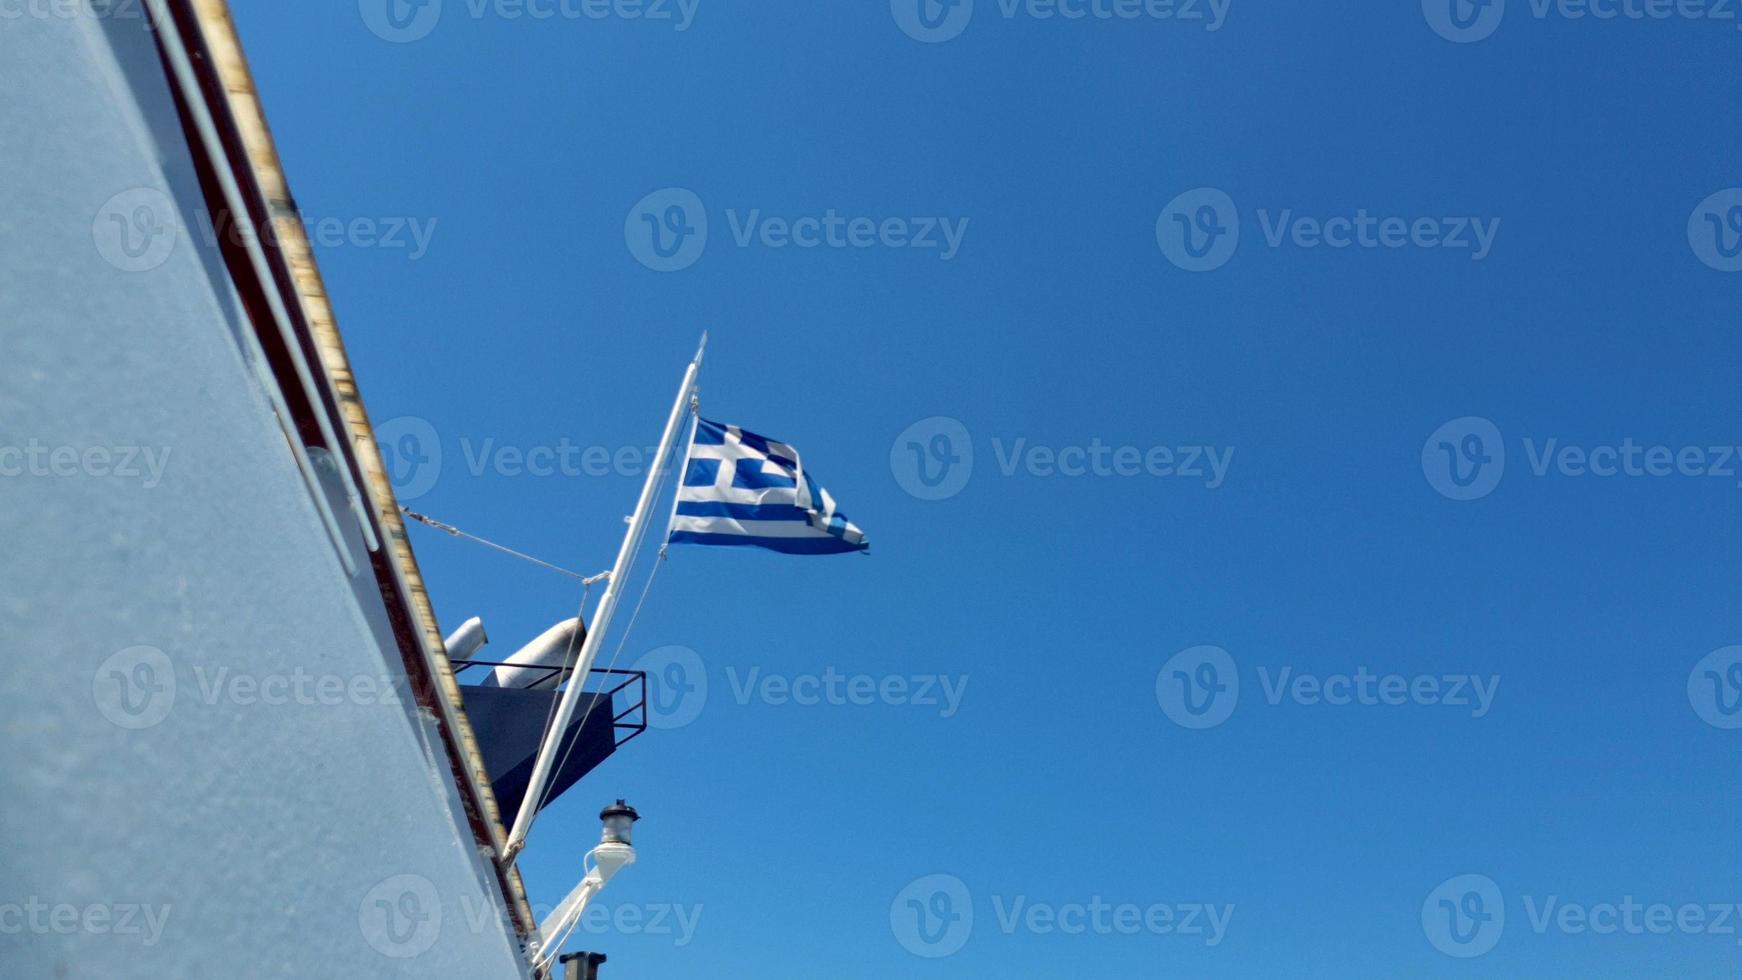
[502,334,706,862]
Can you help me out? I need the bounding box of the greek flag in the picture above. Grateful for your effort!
[667,418,869,555]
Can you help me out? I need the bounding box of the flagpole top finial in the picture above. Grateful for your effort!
[694,331,709,364]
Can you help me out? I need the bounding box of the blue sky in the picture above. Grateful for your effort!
[231,3,1741,976]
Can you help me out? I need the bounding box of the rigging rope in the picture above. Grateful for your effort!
[527,402,692,823]
[532,547,669,820]
[401,503,612,845]
[400,507,611,585]
[525,575,598,803]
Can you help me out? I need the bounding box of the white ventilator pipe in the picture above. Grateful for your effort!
[443,616,489,663]
[503,335,705,862]
[481,618,583,690]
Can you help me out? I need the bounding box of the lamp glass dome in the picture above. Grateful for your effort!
[600,800,639,845]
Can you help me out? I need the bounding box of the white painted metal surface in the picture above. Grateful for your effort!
[0,11,531,979]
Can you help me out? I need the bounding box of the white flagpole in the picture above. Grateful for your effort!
[502,334,707,863]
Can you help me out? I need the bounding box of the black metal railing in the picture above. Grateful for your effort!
[449,660,647,749]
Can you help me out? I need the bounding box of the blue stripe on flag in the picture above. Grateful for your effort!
[735,427,772,456]
[732,458,796,490]
[675,501,812,522]
[668,531,868,555]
